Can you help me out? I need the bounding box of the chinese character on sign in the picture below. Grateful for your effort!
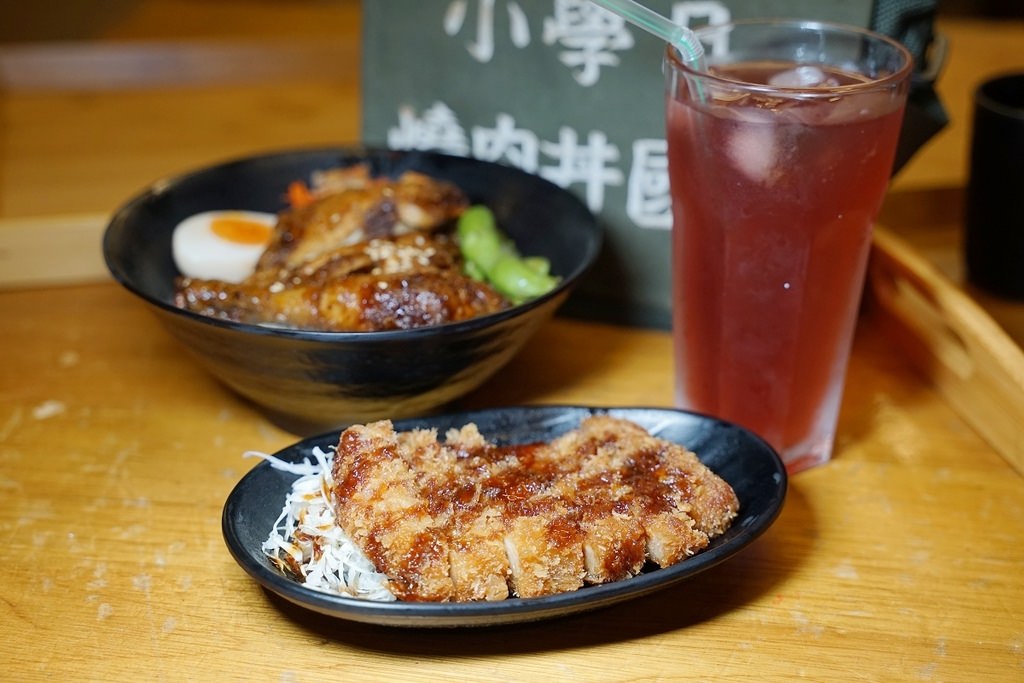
[387,102,470,156]
[444,0,531,63]
[539,127,623,212]
[671,1,732,55]
[471,114,541,172]
[542,0,634,86]
[386,102,669,221]
[627,139,672,229]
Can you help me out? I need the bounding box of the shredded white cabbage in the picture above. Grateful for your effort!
[245,447,395,601]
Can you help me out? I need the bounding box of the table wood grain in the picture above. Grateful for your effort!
[2,5,1023,681]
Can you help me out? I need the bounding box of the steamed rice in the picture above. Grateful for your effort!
[247,447,395,601]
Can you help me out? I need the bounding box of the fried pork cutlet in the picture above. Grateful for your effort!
[329,417,740,602]
[443,424,517,601]
[332,421,456,601]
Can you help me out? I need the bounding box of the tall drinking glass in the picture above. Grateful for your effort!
[664,21,912,473]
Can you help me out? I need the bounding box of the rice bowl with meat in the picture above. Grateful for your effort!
[105,148,603,429]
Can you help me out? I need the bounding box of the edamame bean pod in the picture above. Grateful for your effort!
[489,253,560,304]
[457,205,560,303]
[456,205,505,275]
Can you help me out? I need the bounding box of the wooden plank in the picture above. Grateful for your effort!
[0,39,358,91]
[0,214,110,289]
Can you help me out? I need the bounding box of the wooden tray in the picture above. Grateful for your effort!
[868,224,1024,476]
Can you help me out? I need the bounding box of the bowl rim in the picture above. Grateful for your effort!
[103,145,603,341]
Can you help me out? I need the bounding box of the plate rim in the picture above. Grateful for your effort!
[221,405,787,627]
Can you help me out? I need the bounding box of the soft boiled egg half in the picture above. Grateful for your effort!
[172,210,276,283]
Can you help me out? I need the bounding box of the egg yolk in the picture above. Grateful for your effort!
[210,214,273,245]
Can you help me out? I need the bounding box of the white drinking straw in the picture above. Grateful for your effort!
[588,0,706,69]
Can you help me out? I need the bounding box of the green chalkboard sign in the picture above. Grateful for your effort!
[361,1,878,327]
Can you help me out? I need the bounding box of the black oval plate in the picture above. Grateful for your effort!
[222,406,787,627]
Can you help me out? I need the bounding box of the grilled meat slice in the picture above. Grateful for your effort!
[172,165,494,331]
[175,233,507,331]
[177,270,505,331]
[250,231,463,289]
[255,167,468,273]
[310,166,469,231]
[314,271,506,331]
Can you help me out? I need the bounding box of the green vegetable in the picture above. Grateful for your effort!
[489,254,560,303]
[522,256,550,276]
[456,206,559,304]
[457,205,505,275]
[462,258,488,283]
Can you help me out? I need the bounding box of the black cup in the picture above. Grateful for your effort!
[965,73,1024,299]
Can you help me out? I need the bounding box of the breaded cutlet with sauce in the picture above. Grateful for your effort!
[330,416,739,602]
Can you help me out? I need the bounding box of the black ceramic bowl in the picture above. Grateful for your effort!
[103,147,601,432]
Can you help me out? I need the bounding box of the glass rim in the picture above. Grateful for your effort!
[664,19,914,98]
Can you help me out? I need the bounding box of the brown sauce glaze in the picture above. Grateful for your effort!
[329,418,739,601]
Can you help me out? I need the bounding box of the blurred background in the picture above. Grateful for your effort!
[2,0,359,43]
[0,1,361,219]
[1,0,1021,221]
[1,0,1020,43]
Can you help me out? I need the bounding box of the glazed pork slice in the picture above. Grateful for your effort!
[175,232,507,331]
[177,264,506,331]
[313,270,506,331]
[172,165,487,331]
[263,231,463,287]
[255,166,468,272]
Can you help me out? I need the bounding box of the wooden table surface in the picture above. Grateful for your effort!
[2,5,1023,681]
